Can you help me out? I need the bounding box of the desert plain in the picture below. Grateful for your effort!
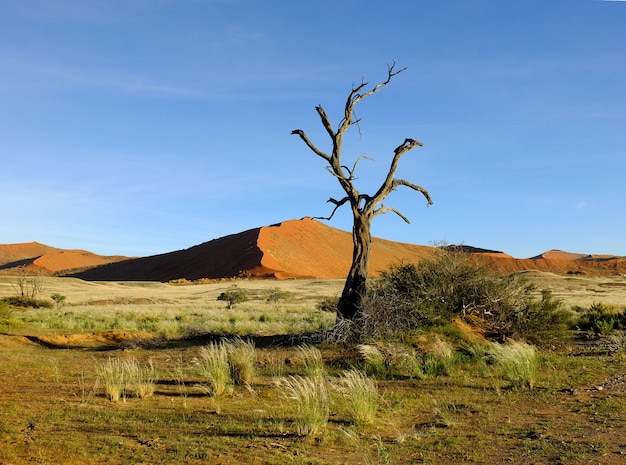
[1,270,626,464]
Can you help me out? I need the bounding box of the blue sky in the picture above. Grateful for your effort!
[1,0,625,258]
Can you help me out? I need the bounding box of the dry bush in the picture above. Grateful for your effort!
[356,248,572,347]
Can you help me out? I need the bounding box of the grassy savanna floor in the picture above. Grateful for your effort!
[1,334,626,464]
[1,272,626,464]
[0,277,344,339]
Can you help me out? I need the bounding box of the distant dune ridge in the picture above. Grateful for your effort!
[1,218,625,281]
[0,242,128,274]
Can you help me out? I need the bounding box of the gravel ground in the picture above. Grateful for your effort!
[574,332,626,392]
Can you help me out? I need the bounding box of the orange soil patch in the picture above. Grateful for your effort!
[33,331,157,349]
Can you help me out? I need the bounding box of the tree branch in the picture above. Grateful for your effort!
[373,206,411,223]
[291,129,331,162]
[341,154,372,180]
[315,105,336,141]
[391,179,433,205]
[313,196,350,221]
[337,62,406,138]
[369,138,423,206]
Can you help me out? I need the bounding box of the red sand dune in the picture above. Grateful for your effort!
[32,251,128,273]
[0,242,128,275]
[0,242,61,263]
[68,218,434,281]
[254,217,433,279]
[3,218,626,280]
[530,250,588,261]
[68,218,626,281]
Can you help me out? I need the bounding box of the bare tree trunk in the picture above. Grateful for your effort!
[338,213,371,319]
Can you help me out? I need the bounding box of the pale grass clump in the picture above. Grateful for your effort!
[358,342,455,380]
[335,369,379,426]
[430,337,457,374]
[227,338,257,385]
[489,341,539,390]
[194,342,232,404]
[97,357,125,402]
[357,344,387,377]
[281,375,330,436]
[123,358,157,399]
[297,345,326,379]
[265,353,286,379]
[96,357,156,402]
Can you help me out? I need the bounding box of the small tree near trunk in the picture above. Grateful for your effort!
[291,63,433,320]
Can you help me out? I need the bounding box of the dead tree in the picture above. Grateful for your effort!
[292,63,433,320]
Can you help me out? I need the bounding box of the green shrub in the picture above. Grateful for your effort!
[217,286,249,309]
[2,296,53,309]
[576,302,623,334]
[595,318,615,335]
[265,288,293,310]
[615,307,626,330]
[418,353,448,379]
[506,289,573,348]
[360,249,529,336]
[0,300,13,320]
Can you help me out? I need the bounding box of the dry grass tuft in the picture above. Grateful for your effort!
[96,356,156,402]
[335,369,379,426]
[281,375,330,436]
[489,341,539,390]
[227,338,257,385]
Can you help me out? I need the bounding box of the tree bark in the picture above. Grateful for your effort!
[338,213,372,320]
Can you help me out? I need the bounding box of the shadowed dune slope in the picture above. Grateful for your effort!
[69,227,265,281]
